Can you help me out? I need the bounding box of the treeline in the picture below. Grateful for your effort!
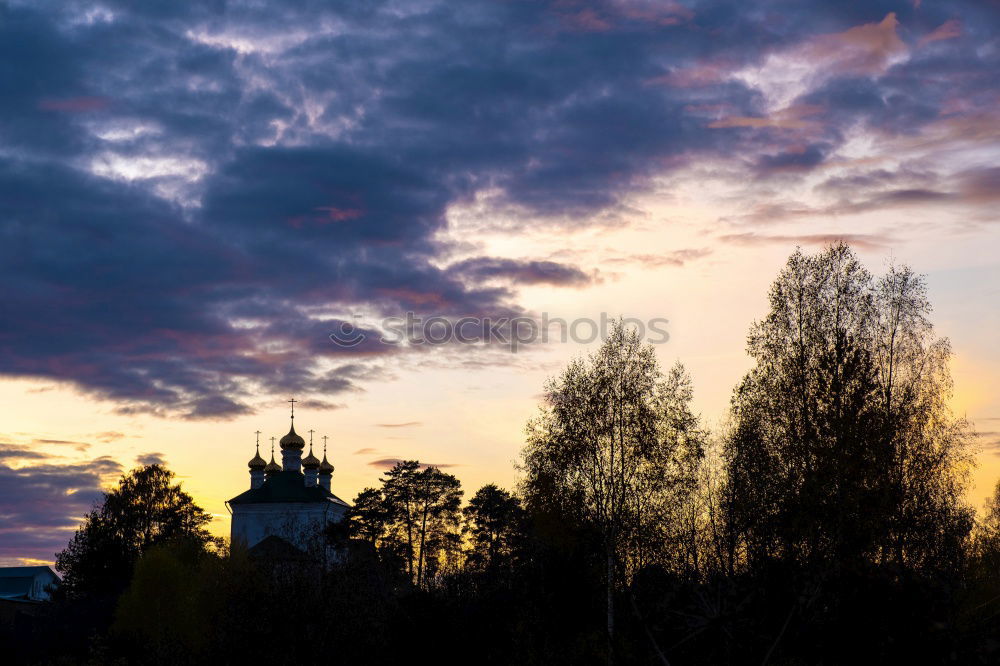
[7,244,1000,665]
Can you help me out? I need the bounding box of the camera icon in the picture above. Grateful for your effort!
[329,318,366,348]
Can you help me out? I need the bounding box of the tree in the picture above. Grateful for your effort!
[367,460,463,587]
[463,484,525,571]
[873,263,975,574]
[965,479,1000,648]
[347,487,390,546]
[113,539,221,656]
[643,363,707,578]
[724,244,973,578]
[975,480,1000,564]
[377,460,421,582]
[521,319,705,656]
[411,466,463,586]
[55,464,216,601]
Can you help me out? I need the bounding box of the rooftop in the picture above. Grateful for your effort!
[0,566,59,602]
[0,566,58,579]
[228,470,350,506]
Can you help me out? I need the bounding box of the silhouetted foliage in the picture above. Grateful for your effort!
[464,484,526,572]
[346,461,463,587]
[715,244,976,662]
[724,245,974,579]
[10,246,1000,666]
[521,319,706,658]
[54,464,216,603]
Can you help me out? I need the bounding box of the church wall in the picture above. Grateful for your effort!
[231,502,347,552]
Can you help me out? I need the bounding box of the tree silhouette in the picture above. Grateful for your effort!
[351,461,463,587]
[464,484,526,572]
[412,465,463,586]
[54,464,216,602]
[521,319,705,659]
[724,244,973,579]
[17,245,1000,666]
[347,486,390,547]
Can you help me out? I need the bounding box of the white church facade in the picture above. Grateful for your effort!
[227,403,349,560]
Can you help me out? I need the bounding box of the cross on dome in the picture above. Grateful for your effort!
[319,434,334,475]
[264,436,281,474]
[248,430,267,470]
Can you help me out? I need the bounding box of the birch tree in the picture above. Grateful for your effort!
[521,320,705,657]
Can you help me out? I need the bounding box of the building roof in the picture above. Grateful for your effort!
[0,567,59,601]
[247,535,312,562]
[227,470,350,506]
[0,566,58,579]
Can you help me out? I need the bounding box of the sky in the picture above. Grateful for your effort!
[1,0,998,566]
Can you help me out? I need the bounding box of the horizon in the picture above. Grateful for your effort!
[2,1,999,567]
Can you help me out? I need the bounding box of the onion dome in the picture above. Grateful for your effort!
[302,446,321,470]
[248,448,266,471]
[249,432,266,470]
[264,454,282,475]
[319,435,334,474]
[279,424,305,450]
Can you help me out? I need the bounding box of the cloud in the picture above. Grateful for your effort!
[136,452,167,466]
[0,455,123,565]
[959,167,1000,204]
[30,439,91,453]
[0,0,997,420]
[976,431,1000,457]
[296,399,344,411]
[449,257,597,288]
[604,248,712,268]
[649,61,731,88]
[709,104,825,130]
[733,13,908,111]
[918,19,962,48]
[807,13,907,76]
[756,143,832,173]
[93,431,126,443]
[368,458,459,470]
[0,444,52,463]
[38,96,111,112]
[719,178,972,226]
[376,422,422,429]
[719,232,893,251]
[31,439,90,448]
[353,448,378,455]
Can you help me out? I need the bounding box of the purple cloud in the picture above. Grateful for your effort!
[0,454,124,565]
[136,452,166,466]
[368,458,459,470]
[0,0,996,420]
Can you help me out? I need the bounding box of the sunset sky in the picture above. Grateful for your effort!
[1,0,998,565]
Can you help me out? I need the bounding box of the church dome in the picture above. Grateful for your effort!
[319,455,334,475]
[302,448,321,470]
[248,450,267,470]
[279,425,305,450]
[264,455,281,474]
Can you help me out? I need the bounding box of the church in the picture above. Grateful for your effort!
[227,401,350,560]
